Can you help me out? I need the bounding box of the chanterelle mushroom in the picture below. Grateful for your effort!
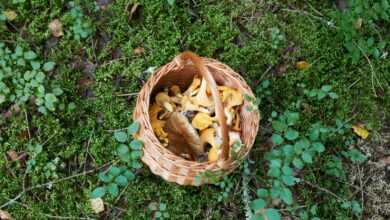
[166,112,203,157]
[184,75,201,96]
[155,92,174,112]
[180,95,210,114]
[149,103,168,144]
[191,77,214,108]
[191,112,216,130]
[200,128,220,162]
[170,85,181,96]
[221,88,243,109]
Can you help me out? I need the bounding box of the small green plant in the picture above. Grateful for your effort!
[148,202,170,219]
[270,28,284,49]
[91,121,143,199]
[0,43,62,114]
[68,1,93,41]
[330,0,389,63]
[303,84,338,100]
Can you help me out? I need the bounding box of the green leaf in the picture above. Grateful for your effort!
[90,187,106,198]
[115,175,128,186]
[272,120,287,132]
[293,158,304,169]
[328,92,338,99]
[131,161,142,169]
[131,150,143,159]
[250,198,266,212]
[282,144,294,157]
[285,112,299,125]
[98,172,111,183]
[285,129,299,141]
[280,187,293,205]
[351,200,362,214]
[317,90,326,100]
[309,128,320,141]
[124,170,135,180]
[312,142,325,153]
[282,165,293,175]
[301,151,313,163]
[107,183,118,197]
[114,131,128,143]
[127,121,140,135]
[43,62,55,72]
[342,149,367,163]
[268,167,281,177]
[250,215,265,220]
[31,61,41,70]
[256,189,269,198]
[271,134,284,145]
[117,144,129,155]
[321,85,332,92]
[167,0,175,5]
[52,87,63,96]
[159,203,167,211]
[265,208,281,220]
[108,166,121,176]
[130,139,143,150]
[294,138,310,152]
[24,51,37,60]
[282,175,296,186]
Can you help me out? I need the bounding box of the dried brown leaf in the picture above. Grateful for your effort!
[6,150,18,161]
[48,19,63,37]
[4,10,17,21]
[133,47,145,55]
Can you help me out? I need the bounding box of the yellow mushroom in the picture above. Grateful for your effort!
[184,75,201,96]
[232,109,241,131]
[191,112,216,130]
[149,103,168,141]
[200,128,220,162]
[180,95,210,113]
[170,85,181,96]
[155,92,174,112]
[221,88,243,109]
[190,77,214,108]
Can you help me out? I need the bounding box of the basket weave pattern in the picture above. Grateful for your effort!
[133,54,260,185]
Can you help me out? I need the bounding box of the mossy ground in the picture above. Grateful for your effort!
[0,0,389,219]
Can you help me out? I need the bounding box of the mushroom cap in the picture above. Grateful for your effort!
[191,112,215,130]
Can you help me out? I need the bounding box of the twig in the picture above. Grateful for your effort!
[348,78,361,90]
[303,179,344,201]
[0,161,114,209]
[353,41,384,97]
[281,8,336,28]
[24,109,31,139]
[114,92,139,97]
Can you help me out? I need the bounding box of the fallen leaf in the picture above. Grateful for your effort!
[6,150,18,161]
[4,10,17,21]
[48,19,63,37]
[352,124,369,139]
[0,210,13,220]
[90,198,105,214]
[354,18,363,29]
[296,60,310,70]
[133,47,145,55]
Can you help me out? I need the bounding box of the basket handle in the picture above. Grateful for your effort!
[179,51,230,162]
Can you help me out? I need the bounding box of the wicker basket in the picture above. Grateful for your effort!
[133,52,259,186]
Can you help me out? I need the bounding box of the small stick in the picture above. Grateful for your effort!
[114,92,139,97]
[24,109,31,139]
[304,179,344,201]
[0,161,115,209]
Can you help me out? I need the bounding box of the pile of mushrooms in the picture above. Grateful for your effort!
[149,74,243,162]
